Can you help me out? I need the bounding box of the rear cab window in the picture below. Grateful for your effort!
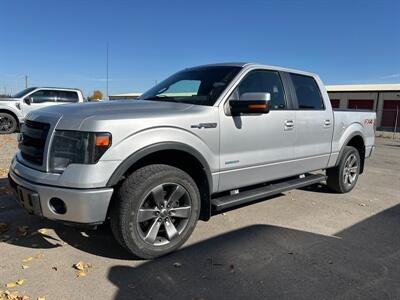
[290,73,324,110]
[57,91,79,103]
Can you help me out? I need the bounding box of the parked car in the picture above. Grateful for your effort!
[9,63,376,259]
[0,87,85,133]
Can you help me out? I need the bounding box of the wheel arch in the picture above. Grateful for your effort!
[107,142,213,221]
[0,108,20,128]
[337,132,366,174]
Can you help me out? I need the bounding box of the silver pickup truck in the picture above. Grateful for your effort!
[0,87,85,133]
[9,63,375,258]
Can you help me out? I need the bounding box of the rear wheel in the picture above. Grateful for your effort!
[0,113,18,134]
[326,146,360,193]
[110,164,200,259]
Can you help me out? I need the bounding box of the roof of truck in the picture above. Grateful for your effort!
[30,87,82,91]
[188,62,316,77]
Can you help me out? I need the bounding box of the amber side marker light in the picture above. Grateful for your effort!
[248,104,268,109]
[95,134,111,146]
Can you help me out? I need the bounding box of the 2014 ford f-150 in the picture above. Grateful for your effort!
[9,63,376,258]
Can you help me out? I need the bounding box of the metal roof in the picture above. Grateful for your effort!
[326,83,400,92]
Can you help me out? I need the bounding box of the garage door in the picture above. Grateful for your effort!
[381,100,400,127]
[348,99,374,110]
[330,99,340,108]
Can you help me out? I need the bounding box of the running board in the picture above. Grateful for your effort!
[212,174,326,212]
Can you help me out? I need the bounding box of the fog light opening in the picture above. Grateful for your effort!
[49,198,67,215]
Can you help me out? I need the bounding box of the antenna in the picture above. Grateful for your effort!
[106,42,109,99]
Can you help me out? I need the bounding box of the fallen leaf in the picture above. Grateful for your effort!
[38,228,48,235]
[16,279,24,286]
[0,186,12,194]
[22,257,33,263]
[5,282,16,288]
[52,266,58,271]
[17,226,29,237]
[33,252,44,259]
[73,261,85,271]
[0,168,9,177]
[21,265,29,270]
[0,223,9,234]
[38,297,45,300]
[76,270,87,278]
[359,203,367,207]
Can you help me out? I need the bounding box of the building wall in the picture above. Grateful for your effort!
[328,91,400,130]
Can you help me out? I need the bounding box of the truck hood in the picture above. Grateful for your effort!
[27,100,200,130]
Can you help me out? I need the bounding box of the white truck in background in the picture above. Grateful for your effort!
[0,87,85,133]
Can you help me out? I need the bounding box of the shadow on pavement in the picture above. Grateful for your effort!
[108,204,400,300]
[2,176,400,299]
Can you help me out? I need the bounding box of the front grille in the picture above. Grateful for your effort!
[19,120,50,166]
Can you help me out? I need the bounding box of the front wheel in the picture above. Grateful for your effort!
[0,113,18,134]
[110,164,200,259]
[326,146,361,193]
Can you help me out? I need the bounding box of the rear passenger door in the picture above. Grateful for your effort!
[56,91,80,103]
[289,73,333,172]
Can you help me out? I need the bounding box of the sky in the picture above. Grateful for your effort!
[0,0,399,97]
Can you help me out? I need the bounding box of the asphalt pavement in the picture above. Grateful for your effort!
[0,136,399,300]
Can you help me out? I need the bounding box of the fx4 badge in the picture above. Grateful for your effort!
[191,123,217,129]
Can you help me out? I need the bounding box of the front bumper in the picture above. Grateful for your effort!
[8,170,114,224]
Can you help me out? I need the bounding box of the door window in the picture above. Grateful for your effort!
[29,90,56,103]
[290,74,324,110]
[57,91,79,103]
[232,70,286,110]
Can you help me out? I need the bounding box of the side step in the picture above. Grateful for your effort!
[211,174,326,212]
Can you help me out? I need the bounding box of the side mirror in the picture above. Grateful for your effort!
[24,97,32,105]
[229,92,270,115]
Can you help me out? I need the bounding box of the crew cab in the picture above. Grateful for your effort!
[9,63,375,259]
[0,87,84,133]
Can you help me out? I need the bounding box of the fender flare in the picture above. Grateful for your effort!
[106,142,213,193]
[335,131,365,167]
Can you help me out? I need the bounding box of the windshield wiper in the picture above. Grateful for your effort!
[142,95,172,100]
[142,96,184,103]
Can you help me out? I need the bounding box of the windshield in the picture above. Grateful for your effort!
[139,66,242,106]
[13,87,36,98]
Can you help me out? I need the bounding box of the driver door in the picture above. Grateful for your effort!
[218,69,297,192]
[21,90,58,116]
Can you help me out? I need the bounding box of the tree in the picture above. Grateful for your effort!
[88,90,103,101]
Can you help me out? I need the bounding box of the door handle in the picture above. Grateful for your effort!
[324,119,331,127]
[284,120,294,130]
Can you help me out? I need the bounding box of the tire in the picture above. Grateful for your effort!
[109,164,200,259]
[0,113,18,134]
[326,146,361,193]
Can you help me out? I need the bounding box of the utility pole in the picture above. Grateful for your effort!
[25,75,28,88]
[106,43,109,99]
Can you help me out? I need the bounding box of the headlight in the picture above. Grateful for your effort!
[49,130,111,173]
